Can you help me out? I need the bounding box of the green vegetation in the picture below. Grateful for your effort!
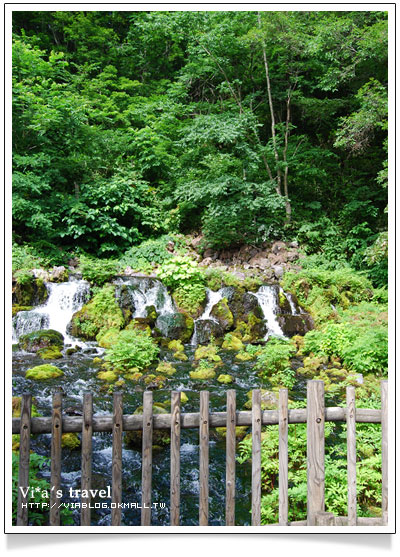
[25,364,64,380]
[104,328,159,372]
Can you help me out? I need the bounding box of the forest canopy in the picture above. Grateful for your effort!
[12,10,388,283]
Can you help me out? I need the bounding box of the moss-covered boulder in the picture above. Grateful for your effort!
[125,405,170,449]
[37,346,63,360]
[156,361,177,376]
[168,339,188,361]
[25,364,64,380]
[125,318,152,335]
[156,312,194,343]
[13,277,48,307]
[222,333,244,351]
[214,426,249,440]
[235,351,255,361]
[19,329,64,353]
[244,389,278,410]
[190,368,216,380]
[217,374,234,384]
[69,285,125,340]
[194,344,221,362]
[97,369,119,383]
[277,314,314,337]
[96,327,120,348]
[12,305,33,317]
[61,433,80,450]
[193,319,224,345]
[210,297,234,331]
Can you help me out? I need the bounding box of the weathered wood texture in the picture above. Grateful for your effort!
[225,389,236,526]
[307,381,325,526]
[199,391,209,526]
[81,393,93,527]
[251,389,261,526]
[12,407,382,434]
[315,511,335,526]
[170,391,181,526]
[16,394,32,526]
[50,392,62,526]
[381,380,388,525]
[346,386,357,526]
[111,392,123,526]
[279,389,288,526]
[141,391,153,526]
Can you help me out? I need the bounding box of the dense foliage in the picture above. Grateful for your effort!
[12,10,387,279]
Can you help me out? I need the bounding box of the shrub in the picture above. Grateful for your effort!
[12,243,44,273]
[79,254,119,286]
[255,338,296,379]
[119,235,186,272]
[104,329,159,372]
[157,256,205,289]
[172,283,206,315]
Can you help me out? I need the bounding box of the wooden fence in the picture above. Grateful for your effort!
[12,380,388,527]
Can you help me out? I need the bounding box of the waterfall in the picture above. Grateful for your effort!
[251,285,285,340]
[279,287,302,316]
[13,277,90,345]
[191,288,232,345]
[114,276,176,317]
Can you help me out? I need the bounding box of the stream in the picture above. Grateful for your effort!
[12,276,310,526]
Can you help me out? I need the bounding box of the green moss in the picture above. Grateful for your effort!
[124,371,143,381]
[215,426,248,440]
[19,329,64,352]
[12,305,33,317]
[25,364,64,380]
[235,351,254,361]
[125,405,170,449]
[222,333,243,351]
[217,374,234,384]
[168,339,188,361]
[97,369,118,383]
[96,327,120,348]
[190,368,216,380]
[92,357,103,366]
[70,285,125,340]
[37,346,63,360]
[61,433,80,450]
[194,344,221,362]
[210,297,234,329]
[156,361,177,375]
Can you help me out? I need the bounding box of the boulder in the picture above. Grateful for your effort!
[193,319,224,345]
[156,312,194,342]
[19,329,64,353]
[25,364,64,380]
[272,265,284,280]
[50,266,69,282]
[277,314,314,336]
[210,298,234,331]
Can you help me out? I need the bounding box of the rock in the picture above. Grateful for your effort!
[210,298,234,331]
[271,241,286,254]
[289,241,299,248]
[25,364,64,380]
[199,257,213,267]
[13,277,48,306]
[277,314,314,336]
[193,319,224,344]
[50,266,69,282]
[203,248,214,259]
[190,367,216,380]
[156,312,194,342]
[242,292,260,315]
[37,346,63,360]
[68,257,79,268]
[272,265,284,280]
[97,327,120,348]
[97,370,118,383]
[155,361,177,376]
[222,334,243,351]
[191,235,204,250]
[166,241,175,253]
[61,433,80,450]
[194,344,221,362]
[217,374,234,384]
[248,255,271,270]
[286,251,299,262]
[32,268,50,281]
[19,329,64,353]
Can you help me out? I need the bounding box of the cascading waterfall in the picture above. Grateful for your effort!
[251,285,285,340]
[12,277,90,345]
[191,287,232,345]
[114,276,176,317]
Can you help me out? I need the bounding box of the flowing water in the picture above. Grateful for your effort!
[12,277,306,526]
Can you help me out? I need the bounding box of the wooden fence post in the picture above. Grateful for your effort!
[279,389,288,526]
[381,380,388,525]
[81,392,93,526]
[199,391,209,526]
[225,389,236,526]
[111,392,123,526]
[251,389,261,526]
[315,511,335,526]
[170,391,181,526]
[141,391,153,526]
[50,392,62,526]
[307,381,325,526]
[346,386,357,526]
[16,394,32,526]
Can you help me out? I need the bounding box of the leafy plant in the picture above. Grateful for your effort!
[79,254,119,286]
[104,328,159,371]
[157,256,205,289]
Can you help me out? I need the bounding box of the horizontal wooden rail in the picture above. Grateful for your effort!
[12,407,381,434]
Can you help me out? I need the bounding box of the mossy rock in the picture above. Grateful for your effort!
[156,361,177,376]
[12,305,33,317]
[156,312,194,343]
[210,297,234,330]
[143,374,165,388]
[217,374,234,384]
[25,364,64,380]
[97,369,118,383]
[214,426,249,440]
[124,371,143,381]
[69,285,125,340]
[19,329,64,353]
[222,334,243,351]
[37,346,63,360]
[194,344,221,362]
[96,327,120,348]
[244,389,278,410]
[13,277,48,306]
[179,392,189,404]
[190,368,216,380]
[235,351,255,361]
[168,339,188,361]
[65,347,78,355]
[92,357,103,366]
[125,319,152,335]
[61,433,80,450]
